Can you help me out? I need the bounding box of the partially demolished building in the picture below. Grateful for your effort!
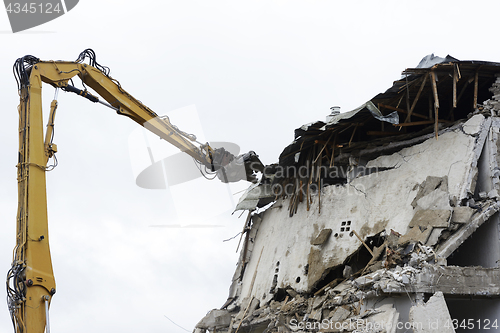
[196,55,500,333]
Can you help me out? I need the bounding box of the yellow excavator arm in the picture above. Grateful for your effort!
[7,49,263,333]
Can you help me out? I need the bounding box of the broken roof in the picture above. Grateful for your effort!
[279,55,500,168]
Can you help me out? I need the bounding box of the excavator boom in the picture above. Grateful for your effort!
[7,49,263,333]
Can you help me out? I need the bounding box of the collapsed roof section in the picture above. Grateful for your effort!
[280,54,500,168]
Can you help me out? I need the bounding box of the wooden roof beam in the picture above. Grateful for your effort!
[378,104,428,120]
[393,119,448,127]
[430,71,439,139]
[474,70,479,109]
[404,74,428,123]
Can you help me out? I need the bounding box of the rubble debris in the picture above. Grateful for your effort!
[353,270,383,288]
[195,309,232,332]
[378,264,500,295]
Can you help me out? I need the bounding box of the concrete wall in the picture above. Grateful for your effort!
[237,125,483,306]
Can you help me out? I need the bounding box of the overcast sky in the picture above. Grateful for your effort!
[1,1,500,332]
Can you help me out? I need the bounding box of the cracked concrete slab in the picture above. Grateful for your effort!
[415,189,452,211]
[409,209,451,228]
[459,116,491,200]
[426,227,446,247]
[451,206,474,223]
[411,176,449,208]
[398,226,433,245]
[409,292,455,333]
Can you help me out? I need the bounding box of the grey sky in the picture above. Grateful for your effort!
[1,1,500,332]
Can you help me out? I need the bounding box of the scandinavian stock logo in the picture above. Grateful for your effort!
[128,105,244,227]
[3,0,79,32]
